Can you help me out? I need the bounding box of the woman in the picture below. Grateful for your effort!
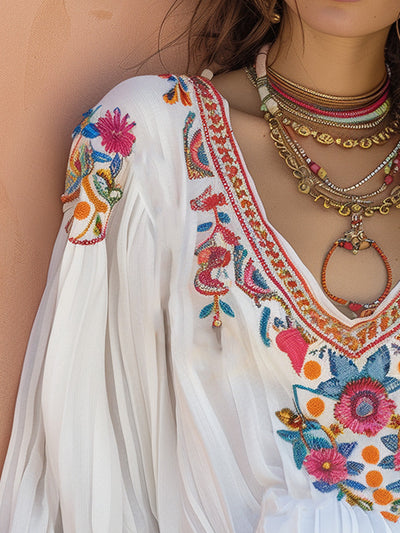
[1,0,400,531]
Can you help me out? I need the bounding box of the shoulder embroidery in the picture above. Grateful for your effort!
[62,106,136,245]
[159,74,192,106]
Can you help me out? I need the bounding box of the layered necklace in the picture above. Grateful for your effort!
[247,44,400,318]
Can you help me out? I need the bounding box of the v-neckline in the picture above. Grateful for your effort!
[191,75,400,357]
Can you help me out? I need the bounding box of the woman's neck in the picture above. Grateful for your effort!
[269,14,389,97]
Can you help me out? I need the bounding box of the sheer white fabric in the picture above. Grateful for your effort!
[1,75,400,532]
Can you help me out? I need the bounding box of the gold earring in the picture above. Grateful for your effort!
[271,11,281,24]
[396,11,400,41]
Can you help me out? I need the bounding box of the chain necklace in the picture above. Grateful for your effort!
[267,64,390,109]
[254,45,400,317]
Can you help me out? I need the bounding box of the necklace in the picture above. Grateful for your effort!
[245,65,399,149]
[267,64,390,109]
[254,45,400,317]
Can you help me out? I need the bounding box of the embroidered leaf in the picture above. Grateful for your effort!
[293,440,307,469]
[329,352,359,385]
[220,300,235,317]
[387,481,400,492]
[81,123,100,138]
[313,481,337,493]
[346,461,364,476]
[378,455,395,469]
[338,442,357,459]
[337,488,345,501]
[317,377,343,399]
[110,153,122,177]
[199,303,214,319]
[383,377,400,394]
[197,222,213,232]
[218,212,231,224]
[92,150,112,163]
[381,434,399,453]
[277,429,300,443]
[274,317,286,328]
[260,307,271,347]
[343,479,366,491]
[252,269,269,290]
[363,346,390,381]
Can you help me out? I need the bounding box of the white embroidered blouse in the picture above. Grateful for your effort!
[1,74,400,532]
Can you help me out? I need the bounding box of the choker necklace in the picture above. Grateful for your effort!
[245,65,399,149]
[254,45,400,318]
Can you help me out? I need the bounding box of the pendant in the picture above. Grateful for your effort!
[321,214,392,317]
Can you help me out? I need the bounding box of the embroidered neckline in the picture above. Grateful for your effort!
[191,76,400,358]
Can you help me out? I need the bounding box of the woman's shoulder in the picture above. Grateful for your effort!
[97,73,198,120]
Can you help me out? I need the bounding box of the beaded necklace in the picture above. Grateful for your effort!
[254,45,400,318]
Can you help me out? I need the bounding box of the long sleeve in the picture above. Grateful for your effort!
[0,78,178,533]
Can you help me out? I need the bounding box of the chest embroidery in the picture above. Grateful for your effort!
[191,186,238,327]
[62,106,136,245]
[185,77,400,523]
[276,345,400,522]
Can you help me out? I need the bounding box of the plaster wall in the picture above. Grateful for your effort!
[0,0,192,472]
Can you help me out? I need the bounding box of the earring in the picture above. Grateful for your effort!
[271,11,281,24]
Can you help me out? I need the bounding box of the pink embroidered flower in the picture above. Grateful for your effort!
[394,450,400,471]
[96,108,136,156]
[304,448,347,485]
[334,378,396,437]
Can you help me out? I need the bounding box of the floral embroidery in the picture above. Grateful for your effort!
[304,448,348,485]
[334,378,396,437]
[191,186,239,327]
[96,107,136,156]
[184,112,213,179]
[183,75,400,523]
[191,76,400,358]
[276,345,400,520]
[62,106,136,245]
[160,74,192,106]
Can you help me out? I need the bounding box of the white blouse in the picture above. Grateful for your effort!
[1,73,400,532]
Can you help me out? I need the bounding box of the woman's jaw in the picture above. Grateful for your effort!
[268,0,400,97]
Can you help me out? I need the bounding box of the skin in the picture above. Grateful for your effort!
[211,0,400,318]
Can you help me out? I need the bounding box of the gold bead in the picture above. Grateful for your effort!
[342,139,356,149]
[316,133,334,145]
[359,138,373,149]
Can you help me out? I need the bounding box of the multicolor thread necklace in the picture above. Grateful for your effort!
[254,45,400,318]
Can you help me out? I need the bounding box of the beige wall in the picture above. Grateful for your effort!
[0,0,192,473]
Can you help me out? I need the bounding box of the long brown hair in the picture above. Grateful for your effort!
[163,0,400,116]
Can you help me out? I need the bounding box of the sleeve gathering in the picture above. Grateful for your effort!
[0,78,177,533]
